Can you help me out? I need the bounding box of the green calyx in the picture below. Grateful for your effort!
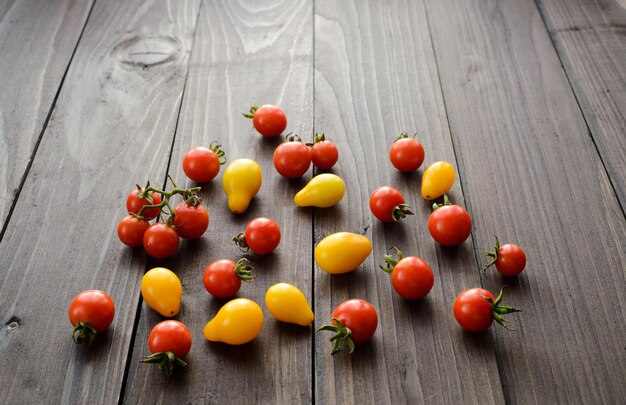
[142,351,188,378]
[317,318,355,354]
[483,235,501,270]
[379,246,404,274]
[71,322,97,346]
[235,258,255,282]
[209,141,227,165]
[393,132,417,142]
[432,194,452,211]
[481,287,521,329]
[306,133,327,146]
[232,232,249,252]
[242,105,259,119]
[391,204,414,221]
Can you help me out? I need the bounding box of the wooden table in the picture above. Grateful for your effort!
[1,0,624,403]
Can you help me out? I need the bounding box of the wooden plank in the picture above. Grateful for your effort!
[122,0,314,403]
[536,0,626,209]
[0,0,200,403]
[425,0,626,403]
[314,1,504,403]
[0,0,93,229]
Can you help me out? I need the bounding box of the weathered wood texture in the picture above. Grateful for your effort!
[122,0,314,403]
[0,0,93,230]
[314,1,504,403]
[537,0,626,210]
[425,0,626,403]
[0,0,200,403]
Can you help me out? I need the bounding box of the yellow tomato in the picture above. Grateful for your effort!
[421,161,455,200]
[265,283,314,326]
[222,158,262,213]
[204,298,263,345]
[141,267,182,317]
[294,173,345,208]
[314,232,372,274]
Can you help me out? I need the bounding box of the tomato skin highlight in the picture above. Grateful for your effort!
[148,320,192,358]
[391,257,434,300]
[369,186,412,222]
[332,299,378,343]
[182,146,221,183]
[173,203,209,240]
[244,217,281,255]
[389,137,424,172]
[69,290,115,332]
[273,141,311,178]
[143,223,180,259]
[311,140,338,169]
[453,288,495,332]
[117,215,150,247]
[203,260,242,298]
[496,244,526,276]
[126,189,162,220]
[251,105,287,138]
[428,205,472,246]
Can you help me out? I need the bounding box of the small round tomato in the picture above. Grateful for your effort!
[117,215,150,247]
[143,223,179,259]
[380,248,434,300]
[244,104,287,138]
[484,236,526,276]
[428,196,472,246]
[203,258,254,299]
[126,188,162,220]
[273,135,311,178]
[68,290,115,345]
[453,288,519,332]
[233,217,281,255]
[389,133,425,172]
[310,134,338,169]
[143,320,191,377]
[182,143,225,183]
[318,299,378,354]
[173,202,209,240]
[369,186,414,222]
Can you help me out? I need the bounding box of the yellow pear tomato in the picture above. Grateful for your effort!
[141,267,182,317]
[294,173,345,208]
[315,232,372,274]
[222,158,262,213]
[421,161,455,200]
[265,283,314,326]
[204,298,263,345]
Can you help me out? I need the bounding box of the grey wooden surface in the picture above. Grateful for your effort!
[0,0,624,404]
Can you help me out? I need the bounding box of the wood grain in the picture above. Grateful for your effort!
[537,0,626,210]
[425,0,626,402]
[0,0,93,230]
[122,0,314,403]
[314,1,504,403]
[0,0,200,403]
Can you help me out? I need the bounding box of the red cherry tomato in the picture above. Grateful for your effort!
[381,249,434,300]
[68,290,115,344]
[484,236,526,276]
[117,215,150,247]
[148,320,192,358]
[310,134,338,169]
[173,203,209,240]
[428,197,472,246]
[453,288,519,332]
[273,136,311,178]
[333,299,378,343]
[369,186,414,222]
[143,223,179,259]
[234,217,281,255]
[126,188,162,220]
[182,144,224,183]
[389,133,425,172]
[244,104,287,138]
[203,258,254,298]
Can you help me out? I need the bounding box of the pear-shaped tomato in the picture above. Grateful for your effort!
[141,267,182,317]
[204,298,263,345]
[421,161,455,200]
[265,283,314,326]
[222,159,262,214]
[294,173,345,208]
[315,232,372,274]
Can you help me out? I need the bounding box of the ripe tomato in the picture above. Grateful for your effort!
[421,161,455,200]
[310,134,338,169]
[428,196,472,246]
[68,290,115,345]
[204,298,264,345]
[117,215,150,247]
[143,223,179,259]
[484,236,526,276]
[369,186,414,222]
[453,288,519,332]
[173,202,209,240]
[233,217,281,255]
[389,133,425,172]
[273,135,311,178]
[318,299,378,354]
[203,258,254,298]
[126,188,162,220]
[143,320,192,377]
[141,267,182,317]
[380,248,434,300]
[182,143,225,183]
[244,104,287,138]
